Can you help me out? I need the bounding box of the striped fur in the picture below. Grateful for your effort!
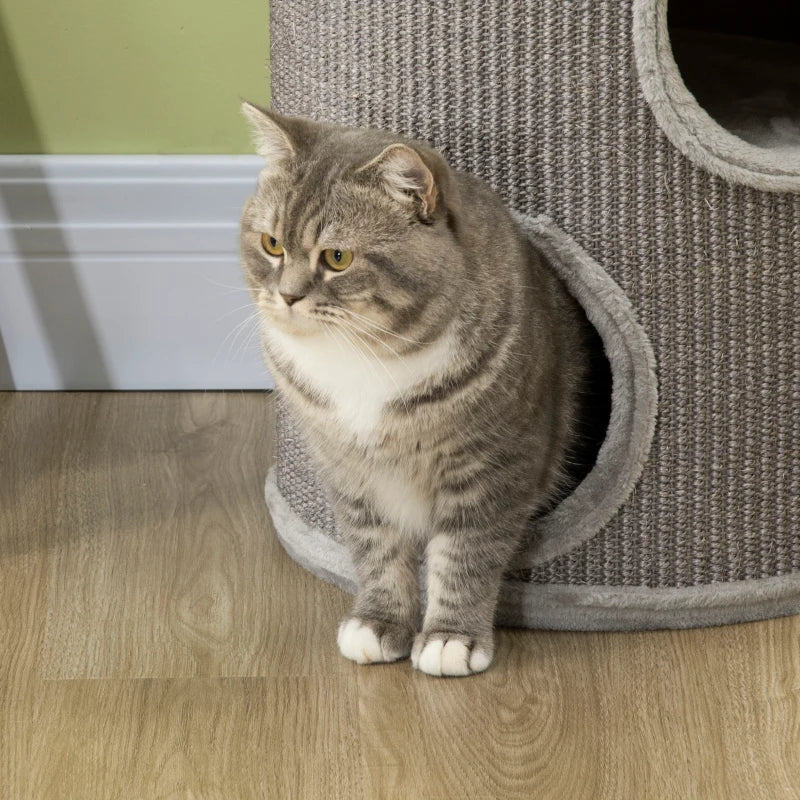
[240,105,590,676]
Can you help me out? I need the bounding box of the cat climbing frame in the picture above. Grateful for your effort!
[262,0,800,630]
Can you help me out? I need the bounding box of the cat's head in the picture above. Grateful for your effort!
[239,102,463,348]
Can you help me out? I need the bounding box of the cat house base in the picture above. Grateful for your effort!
[266,469,800,631]
[266,0,800,630]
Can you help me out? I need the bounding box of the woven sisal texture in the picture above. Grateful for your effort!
[269,1,800,589]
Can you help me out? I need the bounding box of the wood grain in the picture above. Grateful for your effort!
[1,391,798,798]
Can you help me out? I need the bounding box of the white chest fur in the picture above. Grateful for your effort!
[263,320,453,442]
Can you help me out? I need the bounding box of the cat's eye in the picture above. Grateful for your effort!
[322,248,354,271]
[261,233,284,257]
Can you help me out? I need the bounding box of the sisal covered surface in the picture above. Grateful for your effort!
[269,1,800,590]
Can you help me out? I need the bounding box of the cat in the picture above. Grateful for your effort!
[240,101,591,676]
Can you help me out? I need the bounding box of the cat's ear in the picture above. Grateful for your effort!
[359,144,438,220]
[240,101,295,170]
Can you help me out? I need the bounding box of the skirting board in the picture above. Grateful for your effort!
[0,155,272,390]
[265,468,800,632]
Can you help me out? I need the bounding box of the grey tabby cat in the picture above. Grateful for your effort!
[240,101,590,676]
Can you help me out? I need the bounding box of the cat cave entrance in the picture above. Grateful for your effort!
[269,216,658,575]
[634,0,800,192]
[509,216,657,567]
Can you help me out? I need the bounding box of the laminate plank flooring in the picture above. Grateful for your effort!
[1,392,798,799]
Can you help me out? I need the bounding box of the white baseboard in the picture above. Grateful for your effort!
[0,155,274,390]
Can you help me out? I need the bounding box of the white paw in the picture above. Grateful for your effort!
[411,634,493,677]
[337,618,409,664]
[338,618,382,664]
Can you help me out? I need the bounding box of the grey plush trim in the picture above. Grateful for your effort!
[266,465,357,594]
[633,0,800,194]
[515,215,658,566]
[495,573,800,632]
[266,467,800,631]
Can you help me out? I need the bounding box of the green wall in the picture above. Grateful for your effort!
[0,0,269,153]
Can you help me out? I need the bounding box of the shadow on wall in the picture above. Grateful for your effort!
[0,310,11,389]
[0,12,110,390]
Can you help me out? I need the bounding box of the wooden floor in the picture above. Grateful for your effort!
[1,391,799,799]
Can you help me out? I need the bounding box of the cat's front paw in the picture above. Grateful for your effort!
[411,632,493,677]
[337,617,413,664]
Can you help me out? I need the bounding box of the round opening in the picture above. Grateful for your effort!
[512,216,658,567]
[270,217,658,571]
[669,1,800,155]
[633,0,800,192]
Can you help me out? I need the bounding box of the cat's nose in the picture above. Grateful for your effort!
[279,291,306,306]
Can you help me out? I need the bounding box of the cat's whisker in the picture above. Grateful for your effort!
[230,325,261,364]
[335,322,383,388]
[337,320,412,415]
[205,278,255,293]
[215,302,259,323]
[219,308,262,362]
[328,326,372,388]
[238,315,265,360]
[325,321,406,428]
[218,312,257,357]
[329,306,427,346]
[337,317,409,366]
[322,321,350,359]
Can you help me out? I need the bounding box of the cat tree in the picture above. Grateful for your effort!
[263,0,800,630]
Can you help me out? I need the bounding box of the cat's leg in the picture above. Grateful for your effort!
[335,506,421,664]
[412,525,521,677]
